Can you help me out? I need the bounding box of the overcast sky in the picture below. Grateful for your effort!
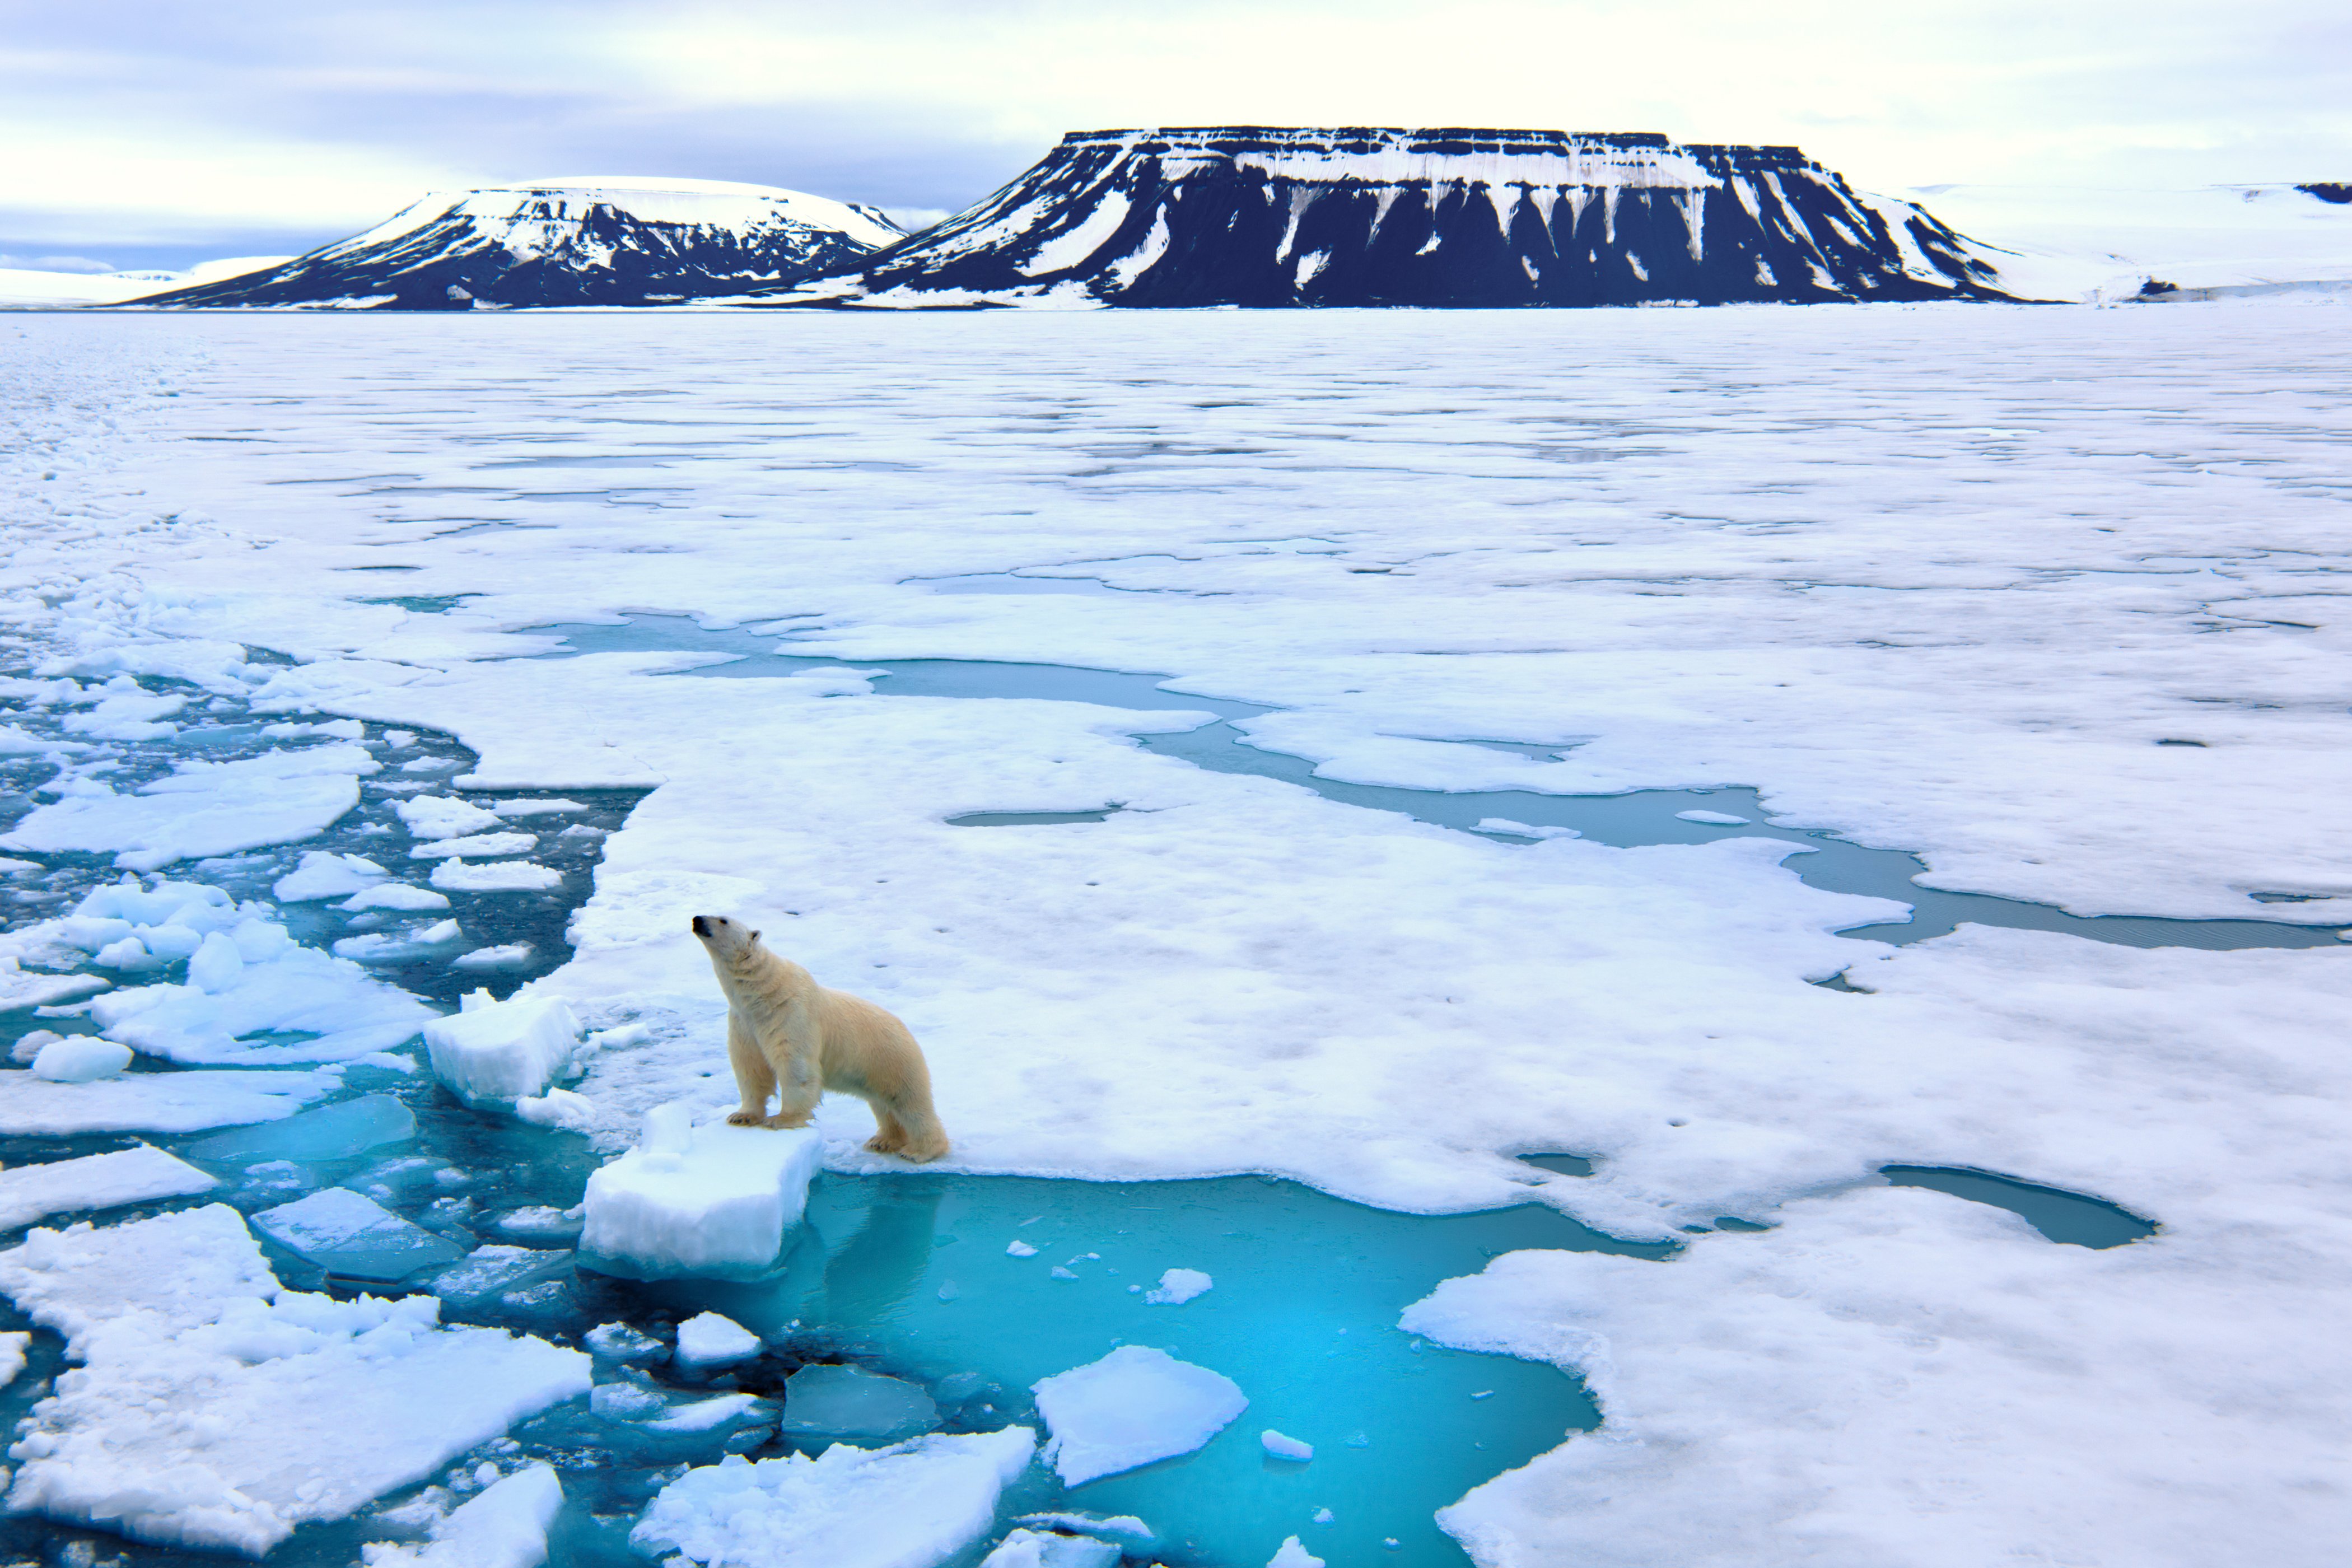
[4,0,2346,269]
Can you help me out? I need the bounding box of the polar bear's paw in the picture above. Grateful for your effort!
[725,1109,766,1126]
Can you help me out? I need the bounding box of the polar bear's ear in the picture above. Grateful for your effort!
[750,930,762,941]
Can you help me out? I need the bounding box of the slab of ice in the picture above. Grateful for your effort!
[275,851,389,901]
[0,1328,26,1385]
[0,961,109,1010]
[781,1363,941,1441]
[431,858,564,892]
[251,1187,468,1281]
[631,1427,1037,1568]
[1267,1537,1325,1568]
[514,1085,597,1130]
[982,1528,1121,1568]
[492,797,587,816]
[1261,1429,1314,1461]
[1144,1267,1213,1305]
[1006,1239,1039,1257]
[0,1204,589,1556]
[0,743,376,871]
[580,1109,823,1278]
[0,1145,217,1231]
[29,1035,132,1081]
[360,1463,563,1568]
[674,1309,762,1368]
[454,942,535,970]
[1675,809,1751,825]
[396,795,505,839]
[342,882,452,911]
[430,1245,568,1304]
[423,991,581,1102]
[648,1391,772,1432]
[1032,1346,1248,1486]
[188,1093,416,1163]
[408,832,536,860]
[0,1065,340,1135]
[585,1320,666,1361]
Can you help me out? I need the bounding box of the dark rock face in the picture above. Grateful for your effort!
[2298,183,2352,205]
[805,128,2023,308]
[140,181,903,310]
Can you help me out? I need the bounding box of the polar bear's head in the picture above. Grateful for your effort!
[690,913,762,964]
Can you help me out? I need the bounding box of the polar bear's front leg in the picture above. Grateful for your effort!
[725,1011,774,1126]
[760,998,824,1130]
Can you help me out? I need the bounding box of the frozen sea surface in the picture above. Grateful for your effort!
[3,307,2350,1567]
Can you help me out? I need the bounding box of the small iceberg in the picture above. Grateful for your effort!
[422,988,580,1103]
[580,1104,822,1278]
[251,1187,468,1282]
[780,1364,940,1443]
[1032,1345,1248,1486]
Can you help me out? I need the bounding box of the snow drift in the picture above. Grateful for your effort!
[771,127,2021,308]
[139,177,904,310]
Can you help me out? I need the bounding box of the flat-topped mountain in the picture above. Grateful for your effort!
[141,178,904,310]
[779,127,2022,308]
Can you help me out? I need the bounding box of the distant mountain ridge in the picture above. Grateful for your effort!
[141,178,903,309]
[764,127,2022,309]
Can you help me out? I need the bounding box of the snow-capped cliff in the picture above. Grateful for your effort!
[767,128,2021,309]
[141,178,903,310]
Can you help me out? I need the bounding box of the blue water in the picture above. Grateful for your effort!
[1880,1166,2158,1248]
[515,616,2346,954]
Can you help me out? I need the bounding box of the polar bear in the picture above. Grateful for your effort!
[689,914,950,1162]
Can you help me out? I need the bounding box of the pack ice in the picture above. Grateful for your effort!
[0,1204,588,1555]
[579,1104,823,1276]
[0,743,377,871]
[43,877,433,1064]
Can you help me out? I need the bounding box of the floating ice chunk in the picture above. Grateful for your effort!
[342,883,452,911]
[0,1205,588,1556]
[982,1528,1121,1568]
[674,1310,763,1368]
[263,718,366,740]
[584,1321,666,1361]
[495,1203,585,1240]
[515,1085,597,1130]
[432,859,564,892]
[335,922,464,963]
[1262,1429,1314,1461]
[1144,1267,1212,1305]
[1312,1507,1333,1523]
[0,1065,339,1135]
[409,832,536,860]
[1007,1239,1039,1257]
[1676,809,1751,825]
[781,1364,941,1441]
[1267,1537,1324,1568]
[0,962,108,1009]
[252,1187,468,1281]
[0,744,377,871]
[1032,1346,1248,1486]
[0,1328,26,1385]
[188,1093,416,1163]
[454,943,535,970]
[60,678,185,740]
[93,935,165,970]
[631,1428,1037,1568]
[1016,1512,1155,1540]
[1474,818,1579,839]
[1051,1264,1078,1279]
[395,795,505,840]
[360,1462,564,1568]
[491,798,587,816]
[276,851,389,902]
[429,1245,566,1304]
[422,992,581,1102]
[9,1028,60,1063]
[0,1145,216,1230]
[88,908,434,1065]
[29,1034,132,1081]
[580,1110,823,1277]
[649,1392,773,1432]
[591,1380,669,1420]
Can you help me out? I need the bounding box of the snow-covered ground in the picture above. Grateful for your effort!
[0,256,294,308]
[2,304,2349,1566]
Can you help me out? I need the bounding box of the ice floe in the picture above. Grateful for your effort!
[250,1186,468,1281]
[1032,1345,1248,1486]
[0,1204,588,1555]
[422,988,581,1102]
[0,1145,216,1231]
[1143,1266,1212,1304]
[780,1362,940,1441]
[981,1528,1121,1568]
[630,1427,1036,1568]
[580,1106,822,1277]
[1,744,377,871]
[0,1065,342,1135]
[673,1309,763,1369]
[359,1462,563,1568]
[27,1034,132,1081]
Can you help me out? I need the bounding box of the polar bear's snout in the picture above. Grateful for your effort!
[689,913,761,961]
